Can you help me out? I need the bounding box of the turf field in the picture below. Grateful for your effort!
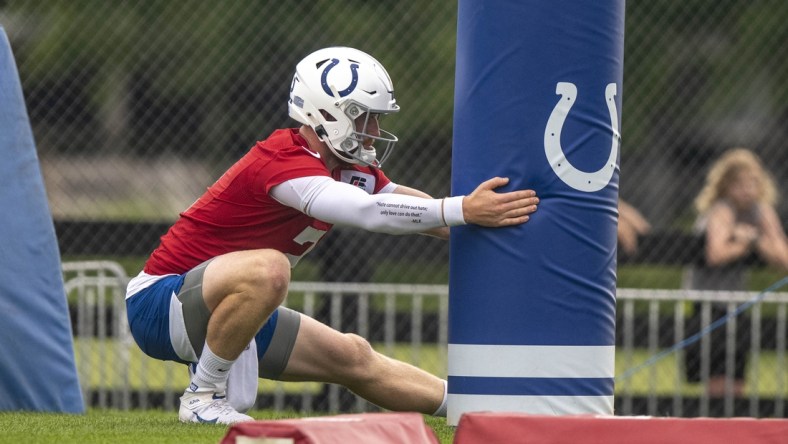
[0,409,456,444]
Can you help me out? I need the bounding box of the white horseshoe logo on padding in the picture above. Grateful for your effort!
[544,82,620,192]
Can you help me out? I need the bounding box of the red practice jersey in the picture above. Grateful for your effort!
[144,129,391,275]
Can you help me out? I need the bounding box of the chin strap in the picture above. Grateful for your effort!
[315,125,329,140]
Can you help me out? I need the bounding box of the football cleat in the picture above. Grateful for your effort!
[178,389,253,425]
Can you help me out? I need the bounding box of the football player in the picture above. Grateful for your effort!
[125,47,539,424]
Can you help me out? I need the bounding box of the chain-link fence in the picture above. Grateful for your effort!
[3,1,788,416]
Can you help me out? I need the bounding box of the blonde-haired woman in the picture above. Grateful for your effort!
[685,148,788,399]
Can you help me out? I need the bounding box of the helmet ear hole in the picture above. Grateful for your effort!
[319,110,338,122]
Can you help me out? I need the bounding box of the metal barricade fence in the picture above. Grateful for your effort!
[616,288,788,418]
[63,261,133,410]
[64,261,788,417]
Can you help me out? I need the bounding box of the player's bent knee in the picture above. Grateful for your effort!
[249,250,291,302]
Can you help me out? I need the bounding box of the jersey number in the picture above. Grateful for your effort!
[285,226,327,267]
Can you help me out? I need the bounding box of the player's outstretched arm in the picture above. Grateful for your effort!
[462,177,539,227]
[272,176,537,235]
[391,184,450,239]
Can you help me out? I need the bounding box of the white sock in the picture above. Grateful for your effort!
[190,343,234,393]
[432,379,448,417]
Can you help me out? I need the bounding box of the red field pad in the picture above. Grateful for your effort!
[221,412,439,444]
[454,412,788,444]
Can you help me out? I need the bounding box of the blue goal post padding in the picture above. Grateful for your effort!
[0,26,84,413]
[448,0,624,424]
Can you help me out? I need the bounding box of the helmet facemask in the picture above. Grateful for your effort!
[320,100,398,167]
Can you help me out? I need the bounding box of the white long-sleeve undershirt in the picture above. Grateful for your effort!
[270,176,465,234]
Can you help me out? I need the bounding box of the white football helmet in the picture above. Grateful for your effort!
[288,47,400,167]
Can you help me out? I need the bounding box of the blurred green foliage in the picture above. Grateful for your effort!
[623,0,788,155]
[5,1,457,169]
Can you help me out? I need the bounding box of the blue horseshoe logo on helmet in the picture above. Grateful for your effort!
[321,58,359,98]
[544,82,620,192]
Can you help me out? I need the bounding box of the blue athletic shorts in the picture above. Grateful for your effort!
[126,274,279,365]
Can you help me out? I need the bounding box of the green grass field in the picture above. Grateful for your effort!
[0,410,456,444]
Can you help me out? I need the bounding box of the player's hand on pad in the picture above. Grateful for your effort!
[462,177,538,227]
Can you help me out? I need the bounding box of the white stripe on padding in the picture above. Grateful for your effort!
[447,394,614,426]
[449,344,615,378]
